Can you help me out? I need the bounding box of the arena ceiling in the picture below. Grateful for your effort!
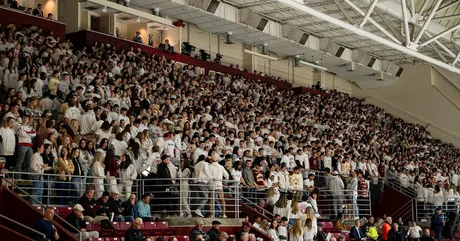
[90,0,460,85]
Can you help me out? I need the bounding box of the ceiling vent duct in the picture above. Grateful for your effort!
[124,0,130,7]
[294,55,301,67]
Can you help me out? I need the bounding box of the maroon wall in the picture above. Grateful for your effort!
[66,30,292,90]
[0,7,65,39]
[377,185,412,220]
[0,187,77,241]
[0,223,35,241]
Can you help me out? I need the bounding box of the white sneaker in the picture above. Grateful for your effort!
[222,214,227,218]
[194,209,204,217]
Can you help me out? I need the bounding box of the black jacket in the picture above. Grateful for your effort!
[157,161,173,186]
[207,227,220,241]
[65,212,85,234]
[125,226,144,241]
[388,229,404,241]
[316,230,327,241]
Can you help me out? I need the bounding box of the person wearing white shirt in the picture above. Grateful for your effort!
[209,149,229,218]
[117,155,137,200]
[193,142,207,165]
[64,99,81,122]
[304,173,315,192]
[110,133,128,157]
[406,221,422,240]
[399,169,410,188]
[349,170,359,219]
[192,155,212,217]
[30,144,51,204]
[433,186,445,209]
[79,106,97,136]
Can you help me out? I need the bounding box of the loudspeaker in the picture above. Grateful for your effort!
[367,57,376,68]
[299,33,309,45]
[256,18,268,31]
[396,68,404,77]
[206,0,220,14]
[335,46,345,58]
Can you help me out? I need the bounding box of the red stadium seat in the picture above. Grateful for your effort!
[57,207,72,216]
[92,222,102,232]
[177,235,190,241]
[142,222,156,236]
[154,221,175,235]
[85,222,94,231]
[111,222,121,230]
[163,236,171,241]
[105,238,121,241]
[119,222,132,230]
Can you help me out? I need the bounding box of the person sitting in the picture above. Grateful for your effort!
[190,219,209,241]
[159,39,174,52]
[78,188,108,222]
[96,191,123,221]
[334,213,346,230]
[315,223,327,241]
[121,193,137,222]
[65,204,100,240]
[125,218,145,241]
[420,229,435,241]
[136,193,155,222]
[108,190,125,221]
[208,220,222,241]
[388,223,405,241]
[36,207,59,241]
[350,219,366,240]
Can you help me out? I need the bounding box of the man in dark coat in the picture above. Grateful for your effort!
[207,221,221,241]
[125,218,145,241]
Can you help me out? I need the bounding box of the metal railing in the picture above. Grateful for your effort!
[316,189,372,219]
[390,197,416,223]
[2,177,83,241]
[384,176,416,197]
[8,171,241,219]
[415,201,460,221]
[0,213,46,240]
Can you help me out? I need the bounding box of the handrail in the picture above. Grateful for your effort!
[2,178,82,241]
[0,213,46,240]
[384,177,416,198]
[390,197,415,221]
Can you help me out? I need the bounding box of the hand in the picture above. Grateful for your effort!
[54,233,59,240]
[102,213,107,216]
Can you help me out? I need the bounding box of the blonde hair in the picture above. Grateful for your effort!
[92,151,105,168]
[304,218,313,229]
[291,219,303,237]
[266,187,275,198]
[291,199,299,214]
[305,206,314,220]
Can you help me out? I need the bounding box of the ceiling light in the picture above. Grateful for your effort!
[135,16,141,22]
[101,6,107,12]
[244,49,278,61]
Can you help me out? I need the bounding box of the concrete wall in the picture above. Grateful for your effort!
[353,63,460,147]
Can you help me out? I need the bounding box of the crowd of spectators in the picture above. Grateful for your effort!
[0,18,457,241]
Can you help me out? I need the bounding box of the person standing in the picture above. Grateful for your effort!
[118,155,137,200]
[407,221,422,241]
[30,144,51,204]
[329,171,344,216]
[0,117,16,170]
[209,149,229,218]
[382,217,393,241]
[178,158,193,217]
[388,223,404,241]
[289,219,304,241]
[192,154,212,217]
[16,114,35,178]
[349,170,359,219]
[431,208,444,241]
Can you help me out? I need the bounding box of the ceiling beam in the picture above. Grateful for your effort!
[238,0,277,8]
[275,0,460,74]
[332,0,356,24]
[436,0,460,14]
[432,14,460,21]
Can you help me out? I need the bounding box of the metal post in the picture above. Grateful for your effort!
[436,0,460,14]
[401,0,411,44]
[414,0,443,44]
[452,51,460,65]
[418,0,430,14]
[410,0,415,17]
[420,24,460,47]
[359,0,379,28]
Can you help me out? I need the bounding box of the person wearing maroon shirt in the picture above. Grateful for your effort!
[77,188,108,222]
[378,161,386,177]
[309,150,318,171]
[104,148,120,193]
[252,161,265,187]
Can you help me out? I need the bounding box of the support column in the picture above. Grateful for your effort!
[242,44,254,72]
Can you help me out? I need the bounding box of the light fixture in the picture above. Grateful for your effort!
[101,6,107,12]
[244,49,278,61]
[298,60,327,71]
[163,25,169,31]
[135,16,141,22]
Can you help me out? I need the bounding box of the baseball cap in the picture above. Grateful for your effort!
[212,220,221,225]
[74,204,85,211]
[161,154,170,161]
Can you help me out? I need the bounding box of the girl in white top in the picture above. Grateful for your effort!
[266,186,281,206]
[30,144,51,204]
[91,151,105,198]
[178,158,193,217]
[289,219,304,241]
[117,154,137,200]
[268,220,280,241]
[303,218,316,241]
